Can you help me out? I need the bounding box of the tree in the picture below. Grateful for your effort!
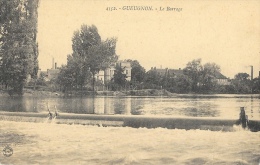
[56,65,74,92]
[126,59,145,82]
[70,24,118,93]
[111,63,127,90]
[57,55,92,92]
[174,74,192,93]
[234,73,250,81]
[183,59,203,92]
[0,0,39,95]
[252,78,260,93]
[126,59,145,89]
[144,69,162,89]
[232,73,251,93]
[200,62,220,91]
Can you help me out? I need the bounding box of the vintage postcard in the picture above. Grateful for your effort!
[0,0,259,164]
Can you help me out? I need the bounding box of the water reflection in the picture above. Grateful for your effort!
[0,95,259,119]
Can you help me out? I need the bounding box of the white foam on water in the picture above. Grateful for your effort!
[0,121,259,165]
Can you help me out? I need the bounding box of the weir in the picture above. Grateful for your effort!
[0,111,260,132]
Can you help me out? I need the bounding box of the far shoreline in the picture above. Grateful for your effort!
[0,89,259,98]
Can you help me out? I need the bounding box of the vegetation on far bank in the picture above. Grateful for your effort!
[0,2,259,96]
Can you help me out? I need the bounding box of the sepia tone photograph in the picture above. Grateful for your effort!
[0,0,260,164]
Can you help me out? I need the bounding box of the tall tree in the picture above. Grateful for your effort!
[70,24,118,93]
[232,73,251,93]
[183,59,203,92]
[126,59,145,89]
[144,69,163,89]
[200,62,220,91]
[126,59,145,83]
[0,0,39,95]
[112,63,127,90]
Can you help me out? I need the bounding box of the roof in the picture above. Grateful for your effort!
[148,67,228,79]
[148,67,184,76]
[215,71,228,79]
[168,69,183,75]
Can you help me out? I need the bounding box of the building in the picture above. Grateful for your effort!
[44,62,60,81]
[215,72,231,85]
[149,67,183,78]
[96,60,132,83]
[149,67,230,85]
[47,68,60,80]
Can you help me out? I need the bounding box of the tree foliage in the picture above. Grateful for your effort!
[183,58,203,92]
[109,63,127,90]
[0,0,39,95]
[56,55,92,92]
[126,59,145,83]
[183,59,223,93]
[200,62,220,91]
[57,24,118,92]
[231,73,251,93]
[144,69,162,89]
[252,78,260,93]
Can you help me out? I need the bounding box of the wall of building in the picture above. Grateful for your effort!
[96,61,132,83]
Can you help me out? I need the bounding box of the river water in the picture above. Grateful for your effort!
[0,95,260,164]
[0,94,259,120]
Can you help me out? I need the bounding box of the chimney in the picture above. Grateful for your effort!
[55,63,57,69]
[259,71,260,78]
[251,66,253,80]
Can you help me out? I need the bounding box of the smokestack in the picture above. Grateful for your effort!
[55,63,57,69]
[259,71,260,78]
[52,58,54,69]
[251,66,253,80]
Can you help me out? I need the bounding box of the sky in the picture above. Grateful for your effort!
[37,0,260,78]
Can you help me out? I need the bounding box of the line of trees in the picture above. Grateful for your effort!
[0,0,39,95]
[103,58,260,94]
[53,29,260,94]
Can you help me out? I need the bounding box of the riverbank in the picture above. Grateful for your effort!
[0,89,259,98]
[0,89,172,97]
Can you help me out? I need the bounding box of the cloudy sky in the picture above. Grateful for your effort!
[37,0,260,78]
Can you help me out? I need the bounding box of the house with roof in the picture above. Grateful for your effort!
[149,67,230,85]
[214,72,231,85]
[96,60,132,84]
[149,67,183,78]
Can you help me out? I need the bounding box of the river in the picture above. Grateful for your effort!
[0,94,259,120]
[0,94,260,164]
